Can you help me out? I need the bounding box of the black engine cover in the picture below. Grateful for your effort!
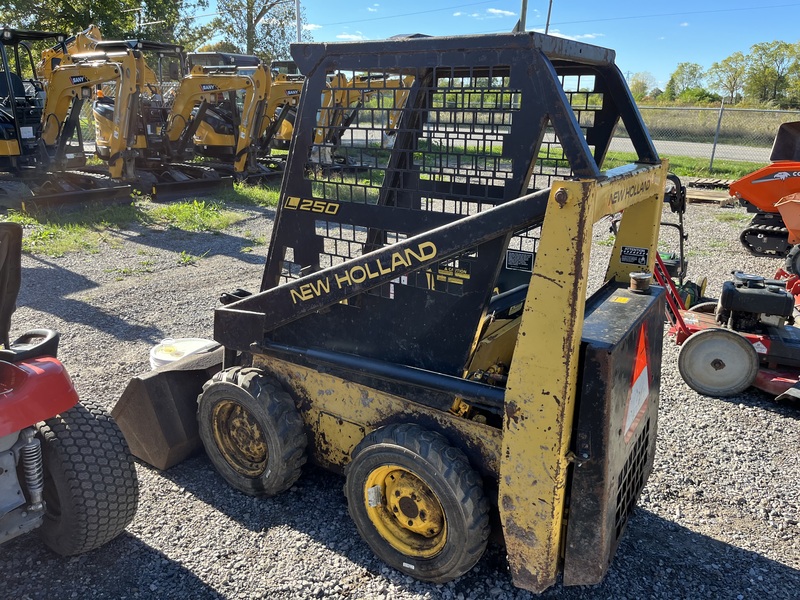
[720,280,794,318]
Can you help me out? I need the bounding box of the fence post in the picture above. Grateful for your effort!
[709,99,725,172]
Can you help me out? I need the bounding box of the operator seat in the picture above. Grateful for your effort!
[0,222,59,362]
[0,71,26,102]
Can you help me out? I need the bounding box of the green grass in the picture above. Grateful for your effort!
[148,199,243,232]
[215,182,282,207]
[4,195,247,257]
[715,212,751,223]
[600,151,762,180]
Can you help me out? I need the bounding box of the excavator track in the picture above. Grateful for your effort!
[739,212,791,257]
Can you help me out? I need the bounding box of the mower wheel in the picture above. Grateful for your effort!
[344,423,489,584]
[689,301,718,315]
[678,328,759,397]
[35,399,139,555]
[197,367,306,497]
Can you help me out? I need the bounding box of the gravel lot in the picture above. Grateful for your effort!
[1,199,798,599]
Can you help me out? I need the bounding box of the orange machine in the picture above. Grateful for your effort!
[731,121,800,267]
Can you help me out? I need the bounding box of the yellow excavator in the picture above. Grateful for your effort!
[162,61,272,180]
[0,27,131,205]
[90,39,232,197]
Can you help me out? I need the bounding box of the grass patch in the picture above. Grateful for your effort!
[5,195,245,256]
[148,199,243,232]
[601,151,761,180]
[5,202,146,257]
[216,182,281,207]
[177,250,209,266]
[715,212,751,223]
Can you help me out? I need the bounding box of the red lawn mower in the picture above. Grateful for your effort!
[0,222,138,554]
[655,254,800,401]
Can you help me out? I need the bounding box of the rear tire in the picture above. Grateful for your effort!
[344,423,489,583]
[36,399,139,555]
[197,367,306,496]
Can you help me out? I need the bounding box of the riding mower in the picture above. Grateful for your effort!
[0,222,138,553]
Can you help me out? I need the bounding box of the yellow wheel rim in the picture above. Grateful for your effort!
[211,400,268,477]
[364,465,447,558]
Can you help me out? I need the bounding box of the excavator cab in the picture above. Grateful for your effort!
[0,28,64,173]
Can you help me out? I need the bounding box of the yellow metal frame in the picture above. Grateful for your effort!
[500,160,667,592]
[251,160,667,593]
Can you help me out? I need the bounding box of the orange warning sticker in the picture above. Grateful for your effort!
[623,324,650,442]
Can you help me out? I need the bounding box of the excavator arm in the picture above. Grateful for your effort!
[41,60,122,147]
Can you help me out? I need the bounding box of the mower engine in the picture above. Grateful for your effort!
[717,272,795,332]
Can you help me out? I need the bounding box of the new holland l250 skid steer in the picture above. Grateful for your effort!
[113,32,669,593]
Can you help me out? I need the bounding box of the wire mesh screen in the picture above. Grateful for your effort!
[276,65,617,289]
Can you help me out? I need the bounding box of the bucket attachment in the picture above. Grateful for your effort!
[112,345,223,469]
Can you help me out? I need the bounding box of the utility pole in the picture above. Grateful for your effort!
[545,0,553,34]
[295,0,301,42]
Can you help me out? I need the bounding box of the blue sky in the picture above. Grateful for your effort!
[292,1,800,88]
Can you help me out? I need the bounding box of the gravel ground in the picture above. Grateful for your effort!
[1,200,798,599]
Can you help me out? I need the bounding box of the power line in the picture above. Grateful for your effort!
[312,0,498,27]
[549,3,800,27]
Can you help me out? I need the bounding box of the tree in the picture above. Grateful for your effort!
[668,62,705,94]
[629,72,656,101]
[707,52,747,104]
[211,0,310,61]
[744,41,797,105]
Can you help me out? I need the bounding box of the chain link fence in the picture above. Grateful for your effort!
[77,95,800,170]
[614,106,800,169]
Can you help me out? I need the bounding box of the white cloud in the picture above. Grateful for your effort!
[337,33,368,41]
[574,33,604,40]
[680,22,689,27]
[453,11,462,17]
[486,8,515,17]
[368,7,377,12]
[304,23,322,31]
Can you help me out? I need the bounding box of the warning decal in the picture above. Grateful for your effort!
[505,250,534,272]
[623,324,650,442]
[620,246,649,266]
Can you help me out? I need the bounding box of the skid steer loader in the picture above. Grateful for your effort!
[113,32,668,592]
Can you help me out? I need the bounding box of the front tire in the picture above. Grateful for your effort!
[344,423,489,584]
[678,328,759,396]
[36,399,139,555]
[197,367,306,496]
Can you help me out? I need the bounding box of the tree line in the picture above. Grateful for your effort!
[0,0,308,63]
[628,40,800,109]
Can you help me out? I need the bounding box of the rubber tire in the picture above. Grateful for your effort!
[785,245,800,276]
[689,301,719,315]
[197,367,307,497]
[678,328,759,397]
[35,399,139,556]
[344,423,490,584]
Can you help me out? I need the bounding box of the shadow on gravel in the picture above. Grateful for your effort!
[108,224,268,266]
[156,457,799,599]
[0,529,222,599]
[18,257,164,344]
[712,387,800,419]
